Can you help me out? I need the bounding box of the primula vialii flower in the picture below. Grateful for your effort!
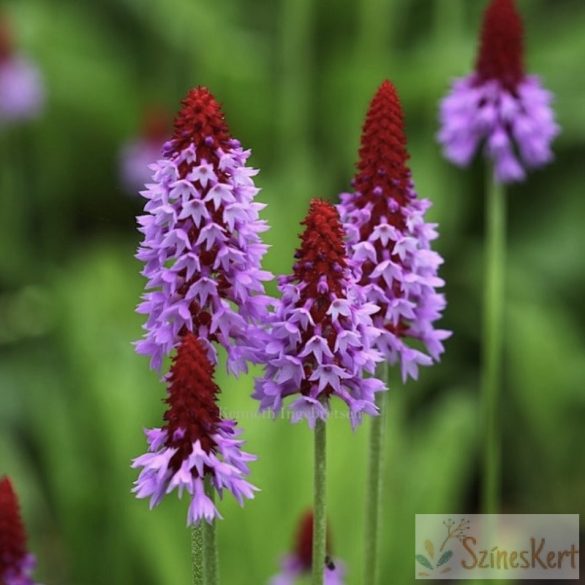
[269,510,345,585]
[0,477,39,585]
[136,87,272,373]
[132,333,257,524]
[0,15,44,123]
[254,199,386,428]
[120,105,169,193]
[338,81,450,382]
[438,0,559,183]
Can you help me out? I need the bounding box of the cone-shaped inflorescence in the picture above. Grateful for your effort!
[132,332,257,525]
[254,199,386,428]
[136,87,272,373]
[0,13,44,122]
[269,510,345,585]
[475,0,524,90]
[438,0,559,183]
[0,477,39,585]
[339,81,450,382]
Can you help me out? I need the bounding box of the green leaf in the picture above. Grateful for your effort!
[416,555,434,571]
[437,550,453,567]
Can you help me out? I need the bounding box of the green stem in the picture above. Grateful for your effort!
[481,168,506,514]
[364,363,388,585]
[312,418,327,585]
[191,524,204,585]
[203,479,219,585]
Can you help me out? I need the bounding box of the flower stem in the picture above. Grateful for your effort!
[481,167,506,514]
[364,362,388,585]
[312,418,327,585]
[203,478,219,585]
[191,524,204,585]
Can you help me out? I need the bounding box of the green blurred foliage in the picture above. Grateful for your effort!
[0,0,583,583]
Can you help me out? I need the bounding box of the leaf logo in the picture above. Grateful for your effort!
[437,550,453,567]
[417,518,469,577]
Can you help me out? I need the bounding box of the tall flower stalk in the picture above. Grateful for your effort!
[255,199,386,585]
[338,81,450,584]
[133,86,272,584]
[437,0,559,513]
[483,169,505,515]
[312,418,326,585]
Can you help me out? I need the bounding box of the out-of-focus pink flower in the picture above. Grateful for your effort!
[0,15,44,123]
[120,105,170,193]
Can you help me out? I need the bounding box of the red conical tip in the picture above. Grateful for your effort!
[163,333,221,465]
[0,477,29,576]
[475,0,524,89]
[293,199,348,305]
[170,86,232,156]
[353,80,411,229]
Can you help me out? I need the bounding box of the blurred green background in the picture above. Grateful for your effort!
[1,0,584,583]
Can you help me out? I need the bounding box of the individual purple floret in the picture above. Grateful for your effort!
[132,333,258,525]
[338,81,450,383]
[438,0,559,183]
[135,87,272,373]
[0,17,44,123]
[254,199,386,429]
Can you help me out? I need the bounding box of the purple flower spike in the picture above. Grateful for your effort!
[0,477,40,585]
[132,333,258,525]
[0,16,44,123]
[254,199,386,429]
[269,510,346,585]
[338,81,451,383]
[438,0,559,183]
[135,87,272,373]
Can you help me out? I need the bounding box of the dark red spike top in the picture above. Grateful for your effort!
[293,199,348,309]
[352,81,411,233]
[0,14,12,62]
[170,87,232,159]
[294,510,332,571]
[163,333,221,469]
[475,0,524,90]
[0,477,28,577]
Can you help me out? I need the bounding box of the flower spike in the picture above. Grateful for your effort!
[135,86,272,373]
[254,199,386,429]
[269,510,346,585]
[0,13,44,122]
[339,81,450,382]
[0,477,40,585]
[132,332,258,525]
[438,0,559,183]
